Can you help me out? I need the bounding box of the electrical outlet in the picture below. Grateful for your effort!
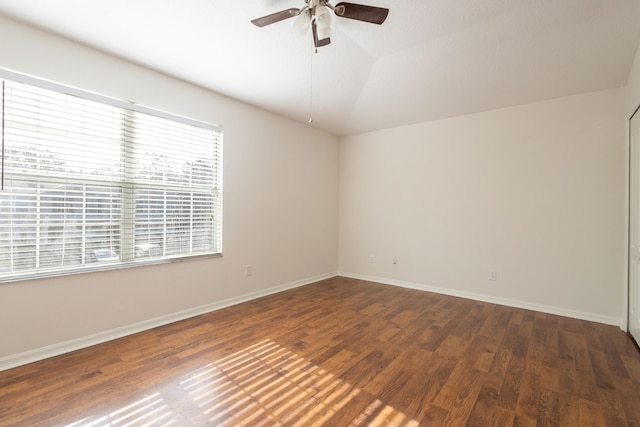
[392,258,398,266]
[489,270,497,281]
[369,255,375,263]
[245,264,253,276]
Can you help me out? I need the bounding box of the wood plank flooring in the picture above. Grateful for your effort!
[1,276,640,426]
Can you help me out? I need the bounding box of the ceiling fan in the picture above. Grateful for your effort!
[251,0,389,48]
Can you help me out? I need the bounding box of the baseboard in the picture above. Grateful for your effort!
[338,272,624,329]
[2,271,623,372]
[0,272,338,372]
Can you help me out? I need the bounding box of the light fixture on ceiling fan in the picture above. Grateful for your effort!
[251,0,389,48]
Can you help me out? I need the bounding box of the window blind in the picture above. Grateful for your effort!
[0,71,222,281]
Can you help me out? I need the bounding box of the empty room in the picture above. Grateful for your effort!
[1,0,640,426]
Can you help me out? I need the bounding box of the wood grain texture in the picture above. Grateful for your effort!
[1,277,639,426]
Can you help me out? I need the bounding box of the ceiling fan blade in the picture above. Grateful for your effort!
[334,2,389,25]
[312,20,331,48]
[251,8,300,27]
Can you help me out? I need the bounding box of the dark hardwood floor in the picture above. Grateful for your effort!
[1,276,640,426]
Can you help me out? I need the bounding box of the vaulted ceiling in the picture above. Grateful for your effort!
[0,0,639,136]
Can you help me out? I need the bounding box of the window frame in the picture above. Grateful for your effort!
[0,68,223,283]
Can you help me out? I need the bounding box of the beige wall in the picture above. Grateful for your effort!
[0,16,339,366]
[339,88,626,326]
[627,43,640,117]
[625,44,640,331]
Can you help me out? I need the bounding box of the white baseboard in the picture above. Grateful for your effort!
[2,271,624,372]
[338,272,625,329]
[0,272,337,372]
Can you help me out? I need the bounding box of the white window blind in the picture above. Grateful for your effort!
[0,71,222,281]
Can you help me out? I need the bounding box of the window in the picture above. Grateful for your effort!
[0,70,222,281]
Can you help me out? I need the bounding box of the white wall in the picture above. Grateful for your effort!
[339,88,626,326]
[0,16,339,367]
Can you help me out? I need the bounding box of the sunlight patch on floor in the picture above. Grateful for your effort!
[64,392,176,427]
[180,339,420,426]
[64,338,419,426]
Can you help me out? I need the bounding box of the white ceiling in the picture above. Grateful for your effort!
[0,0,639,136]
